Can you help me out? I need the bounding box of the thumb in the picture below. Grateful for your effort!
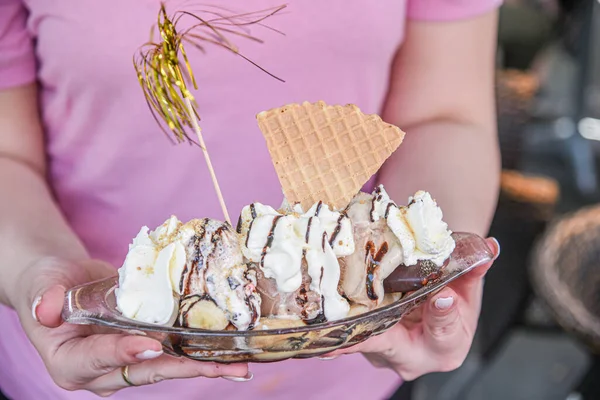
[27,258,114,328]
[422,287,463,353]
[32,284,67,328]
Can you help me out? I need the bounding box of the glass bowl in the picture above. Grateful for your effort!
[62,232,493,363]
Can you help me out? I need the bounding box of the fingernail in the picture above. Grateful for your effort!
[317,356,339,360]
[31,296,42,322]
[135,349,163,360]
[491,237,501,260]
[434,296,454,310]
[222,371,253,382]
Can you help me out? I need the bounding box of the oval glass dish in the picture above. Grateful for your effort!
[62,232,493,363]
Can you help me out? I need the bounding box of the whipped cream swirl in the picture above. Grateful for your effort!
[238,201,353,321]
[116,216,188,325]
[370,185,455,266]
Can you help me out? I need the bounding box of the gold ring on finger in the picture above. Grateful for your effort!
[121,365,138,387]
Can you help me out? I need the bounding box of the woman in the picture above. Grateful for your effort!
[0,0,501,398]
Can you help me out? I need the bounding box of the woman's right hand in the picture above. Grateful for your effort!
[11,256,251,397]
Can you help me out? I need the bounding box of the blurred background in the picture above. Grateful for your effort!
[393,0,600,399]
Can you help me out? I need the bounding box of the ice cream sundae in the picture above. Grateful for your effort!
[115,101,456,331]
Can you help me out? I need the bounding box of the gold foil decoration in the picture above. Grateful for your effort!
[134,2,285,224]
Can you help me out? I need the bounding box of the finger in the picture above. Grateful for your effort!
[462,237,500,281]
[33,284,66,328]
[447,237,499,303]
[25,258,117,328]
[90,355,249,393]
[53,333,164,385]
[421,287,469,356]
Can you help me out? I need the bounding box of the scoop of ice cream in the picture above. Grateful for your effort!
[116,216,260,330]
[341,193,404,307]
[238,201,351,322]
[254,264,324,323]
[340,187,455,309]
[116,217,187,325]
[177,218,261,330]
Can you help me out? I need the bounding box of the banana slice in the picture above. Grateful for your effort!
[179,295,229,330]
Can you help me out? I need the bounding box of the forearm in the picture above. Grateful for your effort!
[378,120,500,237]
[0,157,87,308]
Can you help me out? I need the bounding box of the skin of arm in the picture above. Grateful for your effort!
[325,11,502,379]
[0,84,87,310]
[378,11,501,237]
[0,84,249,394]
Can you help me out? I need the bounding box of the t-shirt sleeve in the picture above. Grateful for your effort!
[0,0,36,90]
[407,0,504,21]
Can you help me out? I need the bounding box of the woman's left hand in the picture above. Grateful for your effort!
[328,237,500,381]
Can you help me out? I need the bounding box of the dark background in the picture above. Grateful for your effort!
[393,0,600,399]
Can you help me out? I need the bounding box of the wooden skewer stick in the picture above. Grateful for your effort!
[184,97,231,225]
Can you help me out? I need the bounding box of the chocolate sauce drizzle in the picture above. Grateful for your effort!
[369,197,376,223]
[179,220,229,297]
[303,216,314,257]
[305,217,313,244]
[237,203,257,235]
[179,229,205,296]
[319,266,325,287]
[246,299,259,331]
[369,186,387,222]
[179,262,190,295]
[296,287,308,307]
[235,214,243,234]
[243,205,258,247]
[328,212,346,247]
[375,243,389,264]
[245,220,254,248]
[385,202,394,219]
[315,201,323,216]
[260,215,282,267]
[365,240,389,301]
[185,222,209,296]
[213,225,227,242]
[243,268,260,330]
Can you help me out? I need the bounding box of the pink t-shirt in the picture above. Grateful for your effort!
[0,1,501,399]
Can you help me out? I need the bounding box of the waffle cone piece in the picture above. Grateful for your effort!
[257,101,405,210]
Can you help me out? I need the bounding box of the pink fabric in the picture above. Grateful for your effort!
[0,0,36,89]
[0,0,501,399]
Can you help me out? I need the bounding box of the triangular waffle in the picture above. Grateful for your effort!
[257,101,405,210]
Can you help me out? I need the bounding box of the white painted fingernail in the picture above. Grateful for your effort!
[434,296,454,310]
[135,349,163,360]
[31,296,42,322]
[317,356,339,360]
[491,238,501,260]
[222,371,253,382]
